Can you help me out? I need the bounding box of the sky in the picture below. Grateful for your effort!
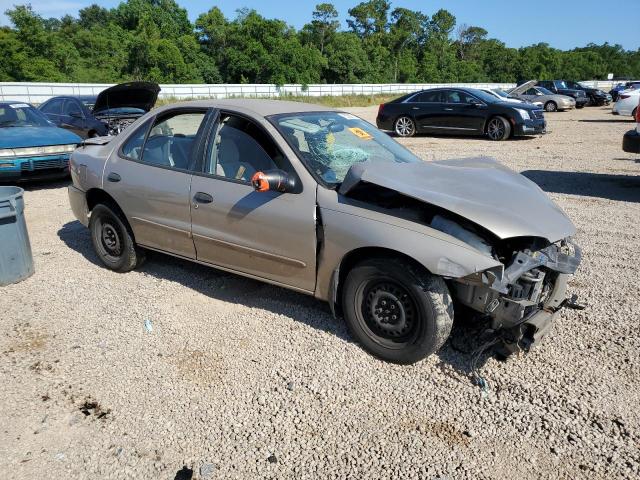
[0,0,638,51]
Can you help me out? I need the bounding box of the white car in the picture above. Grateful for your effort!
[613,89,640,117]
[622,97,640,154]
[480,88,544,108]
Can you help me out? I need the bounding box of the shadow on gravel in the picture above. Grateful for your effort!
[578,119,634,123]
[385,131,538,141]
[57,221,352,344]
[0,177,70,191]
[522,170,640,203]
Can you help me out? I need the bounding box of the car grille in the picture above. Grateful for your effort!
[531,109,545,120]
[21,158,69,171]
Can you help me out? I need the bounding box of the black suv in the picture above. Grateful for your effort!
[536,81,590,108]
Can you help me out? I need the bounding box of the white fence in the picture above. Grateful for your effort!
[0,81,617,104]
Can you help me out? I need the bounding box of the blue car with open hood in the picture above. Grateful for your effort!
[0,101,81,182]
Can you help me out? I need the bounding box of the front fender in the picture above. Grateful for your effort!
[314,202,502,302]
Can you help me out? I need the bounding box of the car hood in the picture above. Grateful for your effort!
[93,82,160,114]
[338,157,576,242]
[0,126,82,148]
[509,80,537,96]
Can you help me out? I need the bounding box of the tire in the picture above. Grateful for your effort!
[88,130,98,138]
[544,101,558,112]
[394,115,416,137]
[89,203,145,273]
[486,116,511,141]
[342,258,454,364]
[576,104,584,109]
[633,108,637,119]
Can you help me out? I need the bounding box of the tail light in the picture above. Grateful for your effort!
[378,104,385,116]
[620,94,630,100]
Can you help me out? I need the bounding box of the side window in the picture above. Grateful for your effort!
[525,88,538,95]
[63,100,83,117]
[446,91,477,104]
[140,111,206,170]
[206,114,280,182]
[413,91,442,103]
[121,120,152,161]
[40,98,63,114]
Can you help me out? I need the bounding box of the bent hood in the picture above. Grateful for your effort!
[339,157,576,242]
[93,82,160,114]
[0,126,81,148]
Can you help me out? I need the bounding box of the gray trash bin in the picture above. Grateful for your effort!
[0,186,34,286]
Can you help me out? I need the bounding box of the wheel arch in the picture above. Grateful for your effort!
[329,247,431,318]
[85,188,136,241]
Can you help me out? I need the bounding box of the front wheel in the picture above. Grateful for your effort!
[394,115,416,137]
[342,258,454,364]
[486,116,511,141]
[89,204,145,272]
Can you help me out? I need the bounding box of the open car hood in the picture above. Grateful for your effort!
[93,82,160,114]
[339,157,576,242]
[509,80,537,96]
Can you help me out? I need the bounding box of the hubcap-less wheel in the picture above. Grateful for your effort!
[101,223,122,257]
[394,116,415,137]
[360,280,418,344]
[487,118,506,140]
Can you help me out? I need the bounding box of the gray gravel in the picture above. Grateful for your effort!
[1,105,639,479]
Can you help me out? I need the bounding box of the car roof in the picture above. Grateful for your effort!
[0,101,34,106]
[44,95,97,101]
[155,99,336,117]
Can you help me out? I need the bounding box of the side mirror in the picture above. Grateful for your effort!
[251,169,297,193]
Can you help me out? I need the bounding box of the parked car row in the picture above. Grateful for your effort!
[610,81,640,102]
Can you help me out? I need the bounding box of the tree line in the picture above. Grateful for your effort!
[1,0,639,85]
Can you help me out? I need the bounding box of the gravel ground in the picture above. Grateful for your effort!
[1,105,639,479]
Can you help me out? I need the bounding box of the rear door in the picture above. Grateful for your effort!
[189,111,317,292]
[104,108,211,258]
[410,90,447,131]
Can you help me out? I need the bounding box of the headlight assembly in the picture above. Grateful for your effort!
[515,108,531,120]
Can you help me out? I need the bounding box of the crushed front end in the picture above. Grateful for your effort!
[452,238,581,354]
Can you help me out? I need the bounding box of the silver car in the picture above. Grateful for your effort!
[67,100,581,364]
[510,81,576,112]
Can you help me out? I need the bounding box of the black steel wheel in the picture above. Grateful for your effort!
[89,203,144,272]
[342,258,454,364]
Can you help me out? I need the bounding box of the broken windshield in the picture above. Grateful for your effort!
[270,112,420,186]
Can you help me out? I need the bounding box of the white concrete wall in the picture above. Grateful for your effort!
[0,81,617,104]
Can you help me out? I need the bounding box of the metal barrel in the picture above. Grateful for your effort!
[0,186,34,286]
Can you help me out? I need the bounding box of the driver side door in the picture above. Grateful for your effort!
[61,99,87,137]
[190,112,318,293]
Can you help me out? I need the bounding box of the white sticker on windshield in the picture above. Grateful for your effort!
[338,113,358,120]
[10,103,30,109]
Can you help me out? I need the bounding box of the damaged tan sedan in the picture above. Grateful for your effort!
[68,100,581,364]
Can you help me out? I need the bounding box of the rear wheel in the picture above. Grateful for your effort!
[342,258,454,364]
[89,204,145,272]
[544,101,558,112]
[394,116,416,137]
[486,116,511,141]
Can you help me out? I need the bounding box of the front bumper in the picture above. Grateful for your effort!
[514,118,546,136]
[623,129,640,154]
[0,154,70,182]
[453,240,581,353]
[575,97,589,107]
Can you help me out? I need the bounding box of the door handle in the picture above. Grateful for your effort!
[444,108,454,111]
[107,172,121,182]
[193,192,213,205]
[412,107,420,110]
